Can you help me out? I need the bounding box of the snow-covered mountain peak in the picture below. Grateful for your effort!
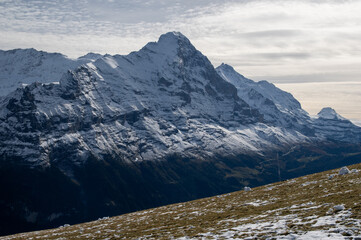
[218,63,235,72]
[158,31,190,45]
[156,31,192,50]
[91,32,239,103]
[218,63,238,74]
[216,63,251,85]
[137,31,198,60]
[0,48,94,97]
[78,52,103,61]
[317,107,345,120]
[313,107,361,142]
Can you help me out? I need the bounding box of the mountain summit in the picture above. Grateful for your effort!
[318,107,346,120]
[142,31,195,55]
[0,32,360,236]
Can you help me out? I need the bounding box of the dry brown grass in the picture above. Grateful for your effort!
[2,163,361,240]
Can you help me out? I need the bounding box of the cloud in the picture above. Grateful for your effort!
[240,30,302,38]
[1,0,361,119]
[251,52,311,60]
[1,1,361,77]
[276,81,361,120]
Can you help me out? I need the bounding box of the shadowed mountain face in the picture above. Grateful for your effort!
[0,32,360,236]
[3,163,360,239]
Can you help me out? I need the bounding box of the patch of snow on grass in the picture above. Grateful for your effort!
[244,200,269,207]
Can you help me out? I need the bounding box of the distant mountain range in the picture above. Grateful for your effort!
[0,32,360,236]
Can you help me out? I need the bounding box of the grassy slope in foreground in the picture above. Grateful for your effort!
[2,163,361,240]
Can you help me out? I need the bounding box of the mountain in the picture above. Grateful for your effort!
[0,32,360,236]
[2,163,360,239]
[216,63,361,143]
[0,32,311,168]
[0,48,102,97]
[216,63,311,130]
[313,107,361,142]
[77,52,103,61]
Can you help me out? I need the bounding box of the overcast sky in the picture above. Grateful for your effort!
[1,0,360,120]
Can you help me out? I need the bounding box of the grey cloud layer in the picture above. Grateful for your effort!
[1,0,360,82]
[1,0,361,119]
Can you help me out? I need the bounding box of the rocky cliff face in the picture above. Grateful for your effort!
[0,32,360,236]
[0,32,311,170]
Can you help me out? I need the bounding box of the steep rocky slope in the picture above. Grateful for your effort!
[216,63,310,130]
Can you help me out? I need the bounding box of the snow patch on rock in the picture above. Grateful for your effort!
[339,167,350,175]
